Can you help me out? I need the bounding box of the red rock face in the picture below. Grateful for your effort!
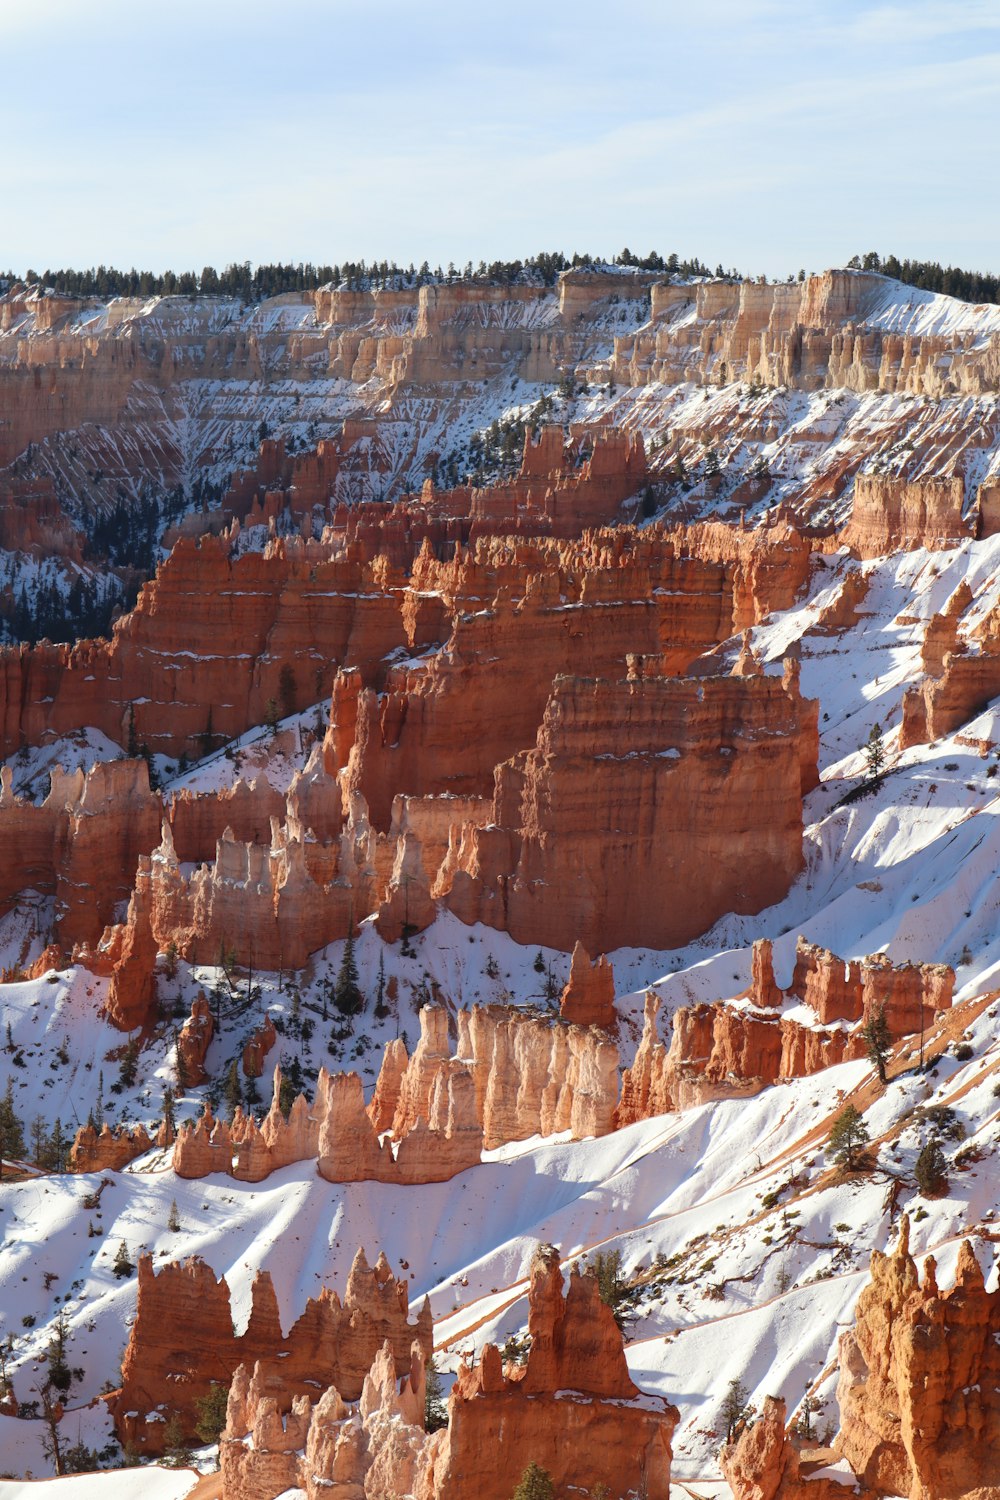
[836,1217,1000,1500]
[111,1246,431,1455]
[839,474,972,557]
[68,1121,157,1172]
[444,662,817,952]
[174,1004,619,1186]
[0,760,160,949]
[219,1243,678,1500]
[901,587,1000,749]
[559,941,616,1028]
[721,1395,846,1500]
[430,1246,678,1500]
[617,939,957,1122]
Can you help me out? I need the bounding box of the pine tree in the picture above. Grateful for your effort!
[862,1003,891,1085]
[224,1060,243,1121]
[47,1118,68,1173]
[160,1412,192,1468]
[864,722,886,782]
[112,1240,134,1279]
[168,1198,181,1232]
[915,1139,948,1196]
[424,1357,447,1432]
[0,1078,25,1177]
[374,950,388,1019]
[511,1463,555,1500]
[334,928,363,1016]
[194,1381,230,1443]
[162,1084,176,1136]
[721,1376,752,1442]
[588,1249,632,1333]
[829,1104,870,1171]
[118,1037,139,1089]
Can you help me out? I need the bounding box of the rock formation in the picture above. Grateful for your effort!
[68,1121,165,1173]
[836,1217,1000,1500]
[839,475,972,558]
[444,659,818,952]
[111,1246,430,1455]
[559,941,616,1028]
[901,586,1000,748]
[617,940,956,1121]
[219,1243,677,1500]
[721,1395,846,1500]
[173,1001,621,1185]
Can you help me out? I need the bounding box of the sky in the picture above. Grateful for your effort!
[3,0,1000,278]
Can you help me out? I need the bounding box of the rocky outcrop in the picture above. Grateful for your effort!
[111,1246,431,1455]
[559,941,616,1028]
[172,1056,484,1186]
[0,760,160,949]
[68,1121,161,1173]
[444,659,818,952]
[175,993,214,1086]
[721,1395,846,1500]
[388,1004,621,1151]
[839,475,972,557]
[220,1243,677,1500]
[423,1245,678,1500]
[901,589,1000,748]
[617,940,956,1121]
[616,990,674,1127]
[836,1217,1000,1500]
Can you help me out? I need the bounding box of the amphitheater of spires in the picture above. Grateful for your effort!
[4,265,1000,1496]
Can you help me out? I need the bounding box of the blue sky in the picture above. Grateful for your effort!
[4,0,999,277]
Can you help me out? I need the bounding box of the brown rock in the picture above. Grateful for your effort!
[836,1217,1000,1500]
[176,993,214,1087]
[112,1246,430,1455]
[559,940,616,1028]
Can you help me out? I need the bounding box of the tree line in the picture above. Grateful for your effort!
[848,251,1000,304]
[1,249,730,303]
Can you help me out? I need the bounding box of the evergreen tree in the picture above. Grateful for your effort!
[118,1037,139,1089]
[223,1059,243,1121]
[829,1104,870,1171]
[511,1463,555,1500]
[112,1240,134,1279]
[587,1249,633,1333]
[915,1139,948,1196]
[424,1357,448,1432]
[374,950,388,1019]
[47,1118,68,1173]
[334,928,364,1016]
[862,1003,892,1085]
[864,722,886,782]
[162,1084,176,1136]
[160,1412,192,1468]
[721,1376,753,1442]
[168,1198,181,1232]
[0,1078,25,1177]
[194,1381,230,1444]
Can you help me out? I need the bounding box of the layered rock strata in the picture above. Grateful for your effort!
[617,939,955,1120]
[443,658,818,952]
[219,1242,678,1500]
[836,1217,1000,1500]
[111,1247,430,1455]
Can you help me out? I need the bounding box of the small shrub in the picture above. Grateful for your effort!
[954,1043,974,1062]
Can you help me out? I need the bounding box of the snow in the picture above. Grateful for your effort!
[0,1471,199,1498]
[8,275,1000,1479]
